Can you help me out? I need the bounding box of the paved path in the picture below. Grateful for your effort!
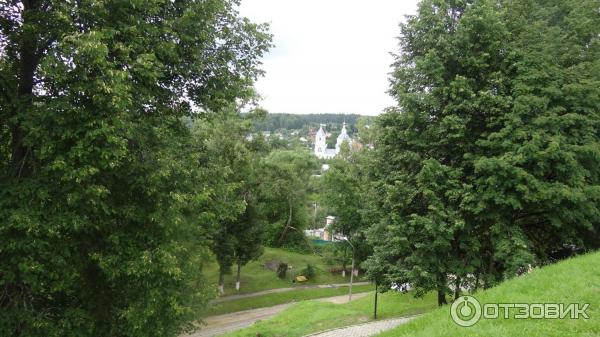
[303,316,417,337]
[183,292,372,337]
[212,282,371,303]
[316,291,369,304]
[182,303,293,337]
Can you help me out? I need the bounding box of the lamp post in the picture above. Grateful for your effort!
[343,237,355,302]
[374,281,378,319]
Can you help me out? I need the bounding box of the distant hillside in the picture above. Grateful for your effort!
[253,113,361,132]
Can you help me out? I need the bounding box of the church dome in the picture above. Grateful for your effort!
[335,123,352,151]
[316,125,326,137]
[314,123,352,159]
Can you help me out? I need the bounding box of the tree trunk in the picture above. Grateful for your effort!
[10,1,39,177]
[373,282,378,319]
[453,276,461,301]
[437,274,447,306]
[277,198,293,244]
[235,263,241,291]
[348,252,355,301]
[437,289,447,306]
[484,257,495,289]
[218,269,225,295]
[341,246,347,277]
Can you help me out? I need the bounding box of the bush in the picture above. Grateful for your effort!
[300,264,317,279]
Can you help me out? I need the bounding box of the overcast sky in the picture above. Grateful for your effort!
[239,0,419,116]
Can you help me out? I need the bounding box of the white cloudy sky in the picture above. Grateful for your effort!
[239,0,420,116]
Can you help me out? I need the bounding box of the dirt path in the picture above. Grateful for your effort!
[212,282,371,304]
[303,316,418,337]
[181,303,294,337]
[316,291,369,304]
[183,291,372,337]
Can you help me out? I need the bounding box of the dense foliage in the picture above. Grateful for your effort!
[2,0,598,334]
[253,113,361,132]
[260,149,317,247]
[0,1,270,336]
[321,145,374,270]
[365,0,600,306]
[193,109,269,293]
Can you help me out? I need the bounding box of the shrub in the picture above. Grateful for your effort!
[300,264,317,279]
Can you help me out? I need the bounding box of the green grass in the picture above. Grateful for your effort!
[377,251,600,337]
[205,284,375,316]
[221,291,437,337]
[204,247,363,296]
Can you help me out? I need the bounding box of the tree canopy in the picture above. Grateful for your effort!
[365,0,600,306]
[260,149,317,247]
[0,1,270,336]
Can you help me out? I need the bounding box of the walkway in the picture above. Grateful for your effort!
[182,303,293,337]
[316,291,369,304]
[303,316,417,337]
[212,282,371,303]
[183,291,372,337]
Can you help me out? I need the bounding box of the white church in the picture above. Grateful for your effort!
[314,123,353,159]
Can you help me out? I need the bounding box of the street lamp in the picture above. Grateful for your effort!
[343,237,355,302]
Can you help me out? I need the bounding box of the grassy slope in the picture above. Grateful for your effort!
[222,291,437,337]
[204,247,363,296]
[378,251,600,337]
[205,284,374,316]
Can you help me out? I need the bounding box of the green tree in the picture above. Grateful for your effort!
[193,109,268,294]
[366,0,600,307]
[366,0,520,306]
[0,1,270,336]
[355,116,377,146]
[232,198,266,291]
[260,149,317,247]
[252,113,361,133]
[475,0,600,266]
[326,130,340,149]
[231,118,269,292]
[193,110,248,294]
[321,147,373,273]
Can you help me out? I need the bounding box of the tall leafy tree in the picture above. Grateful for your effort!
[231,129,268,292]
[355,116,377,146]
[232,198,266,291]
[475,0,600,265]
[260,149,317,247]
[193,109,267,294]
[366,0,600,307]
[0,1,270,336]
[321,144,373,273]
[368,0,515,305]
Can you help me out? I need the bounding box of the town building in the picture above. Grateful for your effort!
[304,216,344,242]
[314,123,353,159]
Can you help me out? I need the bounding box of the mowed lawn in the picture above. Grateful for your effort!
[377,251,600,337]
[221,291,437,337]
[203,247,364,296]
[205,284,375,316]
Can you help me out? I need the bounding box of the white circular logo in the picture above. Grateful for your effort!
[451,295,482,327]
